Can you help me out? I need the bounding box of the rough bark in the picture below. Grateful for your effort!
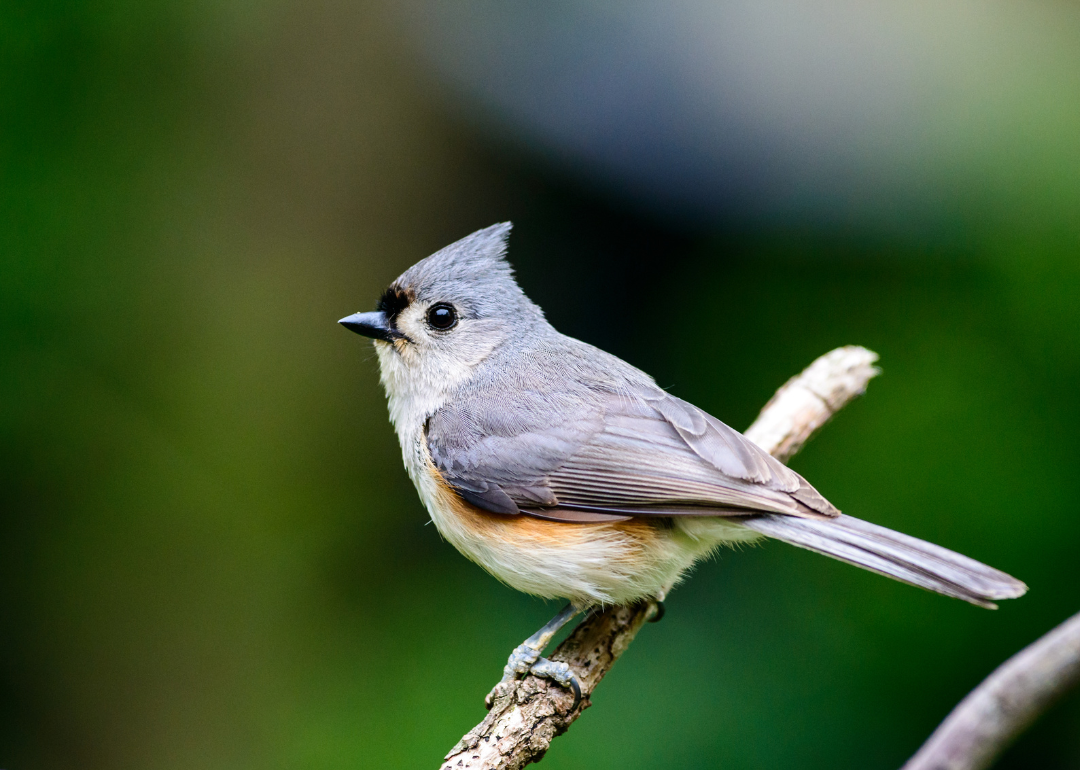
[441,345,881,770]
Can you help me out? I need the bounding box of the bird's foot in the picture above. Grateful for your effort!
[501,641,542,680]
[485,604,583,710]
[529,657,582,710]
[485,643,582,711]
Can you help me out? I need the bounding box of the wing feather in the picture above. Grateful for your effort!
[426,385,838,520]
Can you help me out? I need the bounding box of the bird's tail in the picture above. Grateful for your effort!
[740,513,1027,609]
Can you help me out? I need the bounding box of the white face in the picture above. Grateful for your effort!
[375,297,508,433]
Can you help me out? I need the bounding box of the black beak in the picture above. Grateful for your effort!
[339,311,396,342]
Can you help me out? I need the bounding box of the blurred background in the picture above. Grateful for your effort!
[2,0,1078,768]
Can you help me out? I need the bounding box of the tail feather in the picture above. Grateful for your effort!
[741,513,1028,609]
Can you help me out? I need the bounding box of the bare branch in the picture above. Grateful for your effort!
[441,345,881,770]
[745,345,881,463]
[902,610,1080,770]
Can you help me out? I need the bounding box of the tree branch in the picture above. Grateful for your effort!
[901,610,1080,770]
[441,345,881,770]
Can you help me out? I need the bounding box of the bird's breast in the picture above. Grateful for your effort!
[410,433,690,605]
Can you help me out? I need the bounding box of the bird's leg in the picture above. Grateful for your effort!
[501,603,579,679]
[486,603,582,709]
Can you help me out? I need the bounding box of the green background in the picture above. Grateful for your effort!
[2,2,1078,768]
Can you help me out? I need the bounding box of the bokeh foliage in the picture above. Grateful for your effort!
[1,2,1078,769]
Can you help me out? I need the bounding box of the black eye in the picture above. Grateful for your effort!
[426,303,457,330]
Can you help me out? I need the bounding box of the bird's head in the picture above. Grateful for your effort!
[340,222,545,407]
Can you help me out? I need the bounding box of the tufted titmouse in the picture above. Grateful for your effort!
[340,223,1026,701]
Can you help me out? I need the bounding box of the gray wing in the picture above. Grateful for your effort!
[426,385,838,522]
[426,358,1029,611]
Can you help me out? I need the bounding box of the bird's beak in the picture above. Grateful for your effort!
[339,311,396,342]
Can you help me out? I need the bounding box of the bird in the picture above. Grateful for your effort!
[339,222,1027,704]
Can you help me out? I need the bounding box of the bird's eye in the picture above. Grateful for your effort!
[426,303,457,330]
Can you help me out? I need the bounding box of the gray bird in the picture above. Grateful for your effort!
[340,223,1026,702]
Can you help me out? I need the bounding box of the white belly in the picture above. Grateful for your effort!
[400,423,756,605]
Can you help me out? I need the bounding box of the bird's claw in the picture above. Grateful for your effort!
[484,679,515,710]
[501,642,542,680]
[529,657,583,710]
[485,643,583,711]
[648,599,666,623]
